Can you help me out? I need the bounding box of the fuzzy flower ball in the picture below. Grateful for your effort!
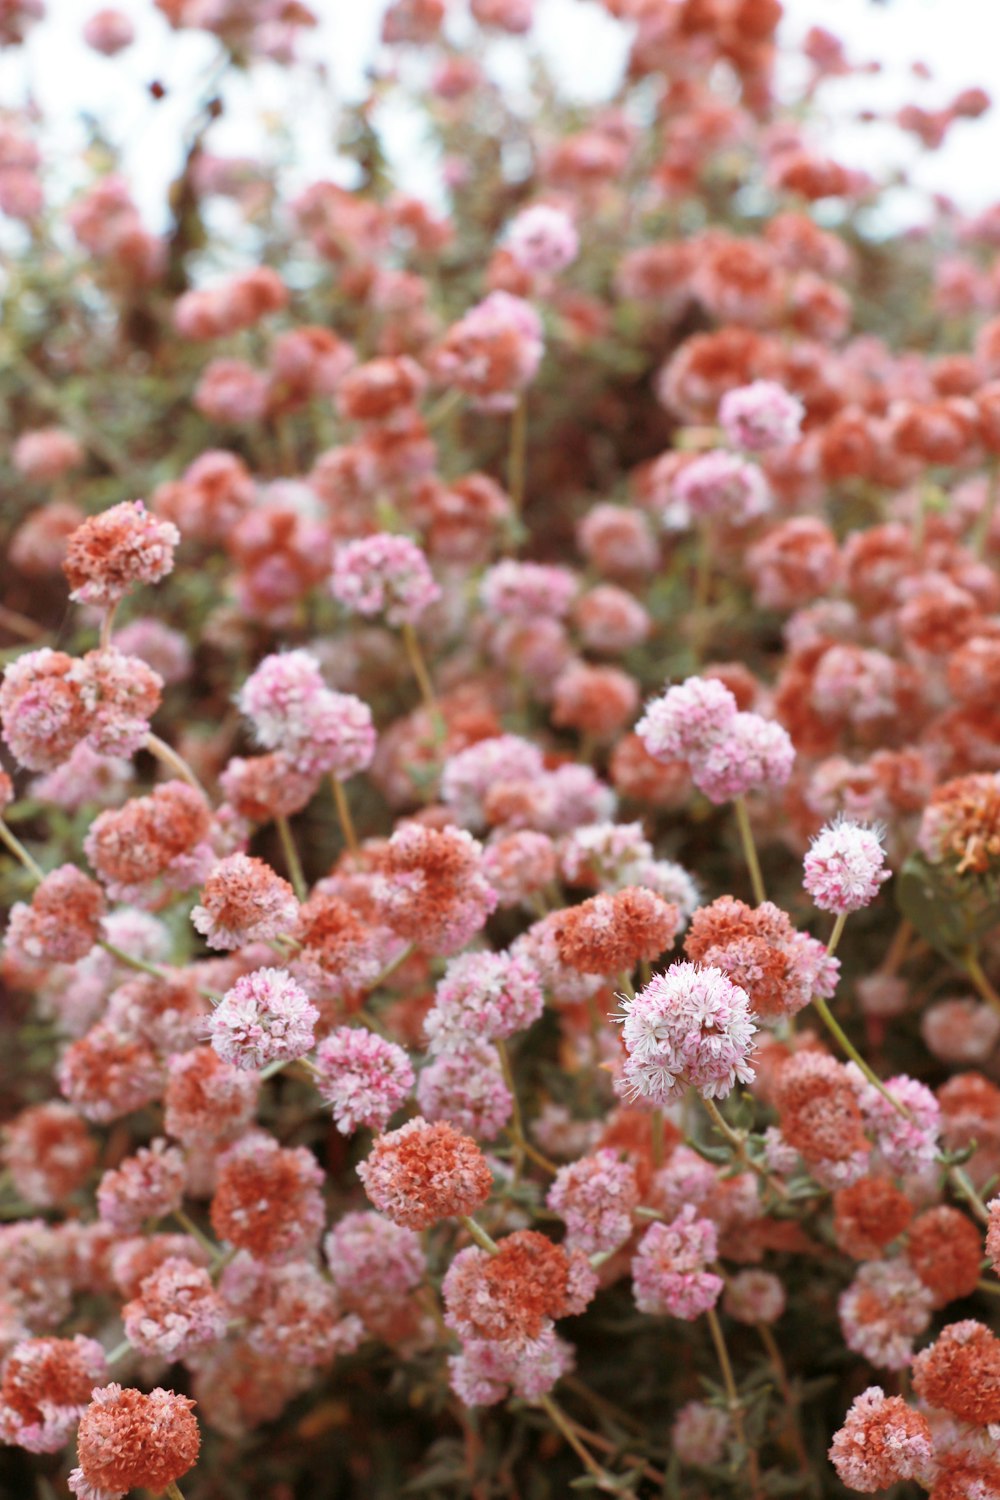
[637,675,738,763]
[718,380,805,452]
[68,1384,200,1500]
[208,967,319,1071]
[357,1116,493,1229]
[828,1386,933,1493]
[63,500,179,608]
[505,204,579,274]
[616,961,756,1103]
[424,949,544,1052]
[331,532,441,626]
[190,853,299,950]
[803,817,890,913]
[631,1207,723,1320]
[314,1027,415,1135]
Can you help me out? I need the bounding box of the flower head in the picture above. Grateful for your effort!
[63,500,179,608]
[719,380,804,452]
[191,854,298,950]
[803,817,890,913]
[616,961,756,1103]
[331,533,440,626]
[631,1207,723,1320]
[69,1385,200,1499]
[208,968,319,1071]
[314,1027,414,1134]
[828,1386,933,1493]
[357,1117,493,1229]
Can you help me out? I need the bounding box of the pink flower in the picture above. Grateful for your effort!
[13,427,84,482]
[690,712,796,804]
[331,533,440,626]
[191,854,299,950]
[505,205,579,274]
[631,1208,723,1320]
[671,451,771,527]
[480,560,578,620]
[803,817,890,913]
[431,292,544,413]
[63,500,178,609]
[547,1150,640,1256]
[448,1326,573,1407]
[82,8,134,55]
[723,1269,786,1325]
[313,1027,415,1134]
[616,961,756,1103]
[0,1335,108,1454]
[850,1068,941,1176]
[828,1386,934,1493]
[96,1139,186,1234]
[323,1212,425,1320]
[416,1042,513,1140]
[238,650,376,780]
[636,676,738,764]
[441,735,545,829]
[208,968,319,1071]
[424,949,544,1052]
[123,1256,226,1359]
[5,864,105,965]
[194,358,269,424]
[671,1401,729,1468]
[357,1117,493,1229]
[839,1260,933,1370]
[718,380,804,452]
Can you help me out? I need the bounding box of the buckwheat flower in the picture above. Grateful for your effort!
[293,688,376,780]
[723,1269,786,1325]
[331,533,440,626]
[97,1139,185,1235]
[123,1255,226,1361]
[69,1385,200,1500]
[63,500,179,609]
[290,890,397,1003]
[685,896,839,1020]
[672,451,772,527]
[833,1177,914,1260]
[314,1027,414,1135]
[5,865,105,967]
[719,380,804,452]
[444,1230,596,1347]
[774,1053,870,1181]
[227,1257,364,1367]
[691,711,796,803]
[804,817,890,913]
[13,426,84,482]
[480,559,578,620]
[988,1197,1000,1276]
[425,950,544,1053]
[110,1234,209,1300]
[211,1135,326,1262]
[0,1335,108,1453]
[912,1319,1000,1426]
[917,772,1000,875]
[505,204,578,274]
[851,1069,941,1176]
[829,1387,934,1493]
[370,823,498,955]
[631,1208,723,1320]
[481,830,558,908]
[907,1206,982,1307]
[449,1325,574,1407]
[238,649,326,745]
[839,1260,933,1370]
[324,1211,425,1329]
[617,962,756,1104]
[922,997,1000,1066]
[194,357,269,424]
[191,854,298,950]
[80,647,163,757]
[0,648,91,771]
[84,781,214,907]
[30,742,133,812]
[441,735,545,830]
[417,1042,513,1140]
[164,1046,260,1146]
[671,1401,730,1468]
[209,967,319,1071]
[636,675,739,764]
[546,1150,640,1256]
[57,1025,164,1123]
[553,888,680,977]
[1,1104,95,1210]
[431,291,544,413]
[112,618,191,685]
[357,1117,493,1229]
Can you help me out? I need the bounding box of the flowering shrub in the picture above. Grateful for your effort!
[2,2,1000,1497]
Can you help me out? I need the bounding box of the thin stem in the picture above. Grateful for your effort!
[651,1108,666,1170]
[978,1278,1000,1296]
[733,795,765,905]
[826,911,848,958]
[330,774,359,854]
[536,1394,615,1490]
[99,604,117,652]
[400,621,445,737]
[507,394,527,516]
[496,1038,526,1182]
[425,387,463,430]
[275,815,307,901]
[757,1322,810,1478]
[164,1483,187,1500]
[950,1165,991,1226]
[98,939,170,982]
[964,950,1000,1019]
[701,1094,790,1200]
[880,918,912,975]
[144,732,207,797]
[459,1216,499,1255]
[366,940,415,994]
[0,819,44,882]
[974,459,999,558]
[560,1413,665,1488]
[172,1208,220,1260]
[705,1305,762,1500]
[811,996,902,1110]
[105,1338,132,1366]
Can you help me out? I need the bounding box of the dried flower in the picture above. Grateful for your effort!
[616,962,756,1103]
[357,1117,493,1229]
[208,968,319,1071]
[314,1027,415,1134]
[69,1384,200,1499]
[803,817,890,913]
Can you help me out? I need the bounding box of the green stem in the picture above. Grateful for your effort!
[0,819,44,883]
[496,1038,526,1182]
[507,394,527,517]
[811,996,901,1111]
[98,939,170,982]
[705,1305,762,1500]
[733,795,765,905]
[164,1483,187,1500]
[701,1094,790,1200]
[144,732,207,797]
[330,774,359,854]
[536,1394,615,1489]
[964,950,1000,1019]
[400,621,445,739]
[105,1337,132,1365]
[172,1208,220,1259]
[275,815,307,902]
[826,911,848,958]
[459,1216,499,1255]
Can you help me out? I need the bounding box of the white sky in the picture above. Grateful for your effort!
[3,0,1000,232]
